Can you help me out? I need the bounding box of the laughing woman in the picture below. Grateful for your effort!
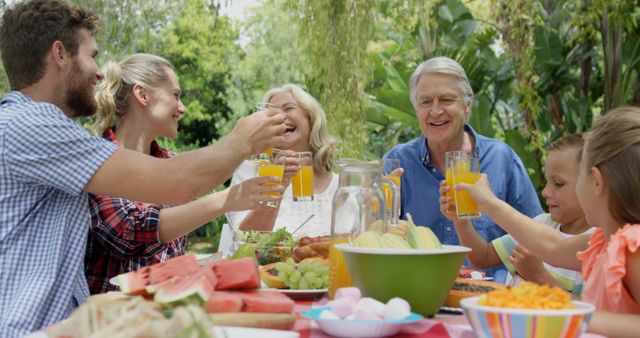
[225,84,339,238]
[85,53,281,294]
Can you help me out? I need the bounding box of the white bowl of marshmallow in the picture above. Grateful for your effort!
[300,287,424,338]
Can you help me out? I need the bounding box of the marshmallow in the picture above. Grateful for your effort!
[334,287,361,302]
[383,297,411,320]
[319,309,340,320]
[353,308,383,321]
[328,297,356,318]
[355,297,386,317]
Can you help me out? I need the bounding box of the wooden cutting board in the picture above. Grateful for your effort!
[209,312,296,330]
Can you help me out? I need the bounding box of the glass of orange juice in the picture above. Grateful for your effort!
[328,236,353,298]
[382,158,401,210]
[257,149,286,208]
[450,154,481,219]
[291,151,314,202]
[445,151,466,214]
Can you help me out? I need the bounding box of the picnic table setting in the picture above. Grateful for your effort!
[30,157,605,338]
[35,231,602,338]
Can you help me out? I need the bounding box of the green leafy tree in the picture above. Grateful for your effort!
[291,0,377,159]
[72,0,180,63]
[223,0,307,137]
[365,0,639,205]
[367,0,515,156]
[149,0,240,148]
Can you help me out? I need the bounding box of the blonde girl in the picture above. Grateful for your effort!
[445,106,640,336]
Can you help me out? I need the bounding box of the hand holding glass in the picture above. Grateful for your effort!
[447,153,481,219]
[251,102,280,159]
[257,149,286,208]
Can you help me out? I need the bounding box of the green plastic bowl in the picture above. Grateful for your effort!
[336,243,471,317]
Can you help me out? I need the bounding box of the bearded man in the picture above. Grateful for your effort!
[0,1,287,336]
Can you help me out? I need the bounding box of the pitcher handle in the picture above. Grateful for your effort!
[381,176,400,231]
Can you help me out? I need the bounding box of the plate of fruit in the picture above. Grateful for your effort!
[260,257,329,300]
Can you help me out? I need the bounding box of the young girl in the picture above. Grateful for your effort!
[440,134,593,294]
[444,106,640,336]
[85,53,282,294]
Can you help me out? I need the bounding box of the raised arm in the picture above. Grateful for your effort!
[158,176,282,242]
[456,174,588,270]
[85,109,286,205]
[231,151,301,232]
[440,183,501,268]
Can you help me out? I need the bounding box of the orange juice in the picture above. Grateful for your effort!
[258,163,284,195]
[382,175,400,209]
[328,237,353,299]
[264,148,273,156]
[452,168,481,218]
[292,165,314,201]
[445,168,456,213]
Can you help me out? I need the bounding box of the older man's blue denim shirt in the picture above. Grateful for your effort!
[384,125,543,278]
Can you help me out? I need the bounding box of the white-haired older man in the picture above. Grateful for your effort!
[384,56,542,278]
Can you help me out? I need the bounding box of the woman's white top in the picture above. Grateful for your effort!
[225,160,338,238]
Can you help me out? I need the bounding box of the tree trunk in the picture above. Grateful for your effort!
[601,6,623,112]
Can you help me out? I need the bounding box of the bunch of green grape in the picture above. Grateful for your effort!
[275,258,329,290]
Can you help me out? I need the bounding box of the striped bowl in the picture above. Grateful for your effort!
[460,296,595,338]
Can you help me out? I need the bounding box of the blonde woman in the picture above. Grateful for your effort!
[226,84,339,237]
[86,53,282,294]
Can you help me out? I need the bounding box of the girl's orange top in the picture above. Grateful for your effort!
[577,224,640,313]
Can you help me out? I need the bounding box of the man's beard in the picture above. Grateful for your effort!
[65,65,97,118]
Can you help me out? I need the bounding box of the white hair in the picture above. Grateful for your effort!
[409,56,474,119]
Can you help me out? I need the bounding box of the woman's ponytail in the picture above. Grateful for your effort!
[93,61,123,135]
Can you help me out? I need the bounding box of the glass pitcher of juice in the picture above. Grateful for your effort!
[328,159,399,298]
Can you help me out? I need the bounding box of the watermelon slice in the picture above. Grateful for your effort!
[203,290,294,313]
[116,267,151,295]
[240,290,294,313]
[205,291,244,313]
[149,254,200,284]
[154,270,215,305]
[213,257,260,290]
[115,254,201,296]
[145,276,179,295]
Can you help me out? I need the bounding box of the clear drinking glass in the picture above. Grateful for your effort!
[445,151,466,214]
[382,158,401,208]
[257,149,286,208]
[250,102,280,160]
[449,153,481,219]
[291,151,314,202]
